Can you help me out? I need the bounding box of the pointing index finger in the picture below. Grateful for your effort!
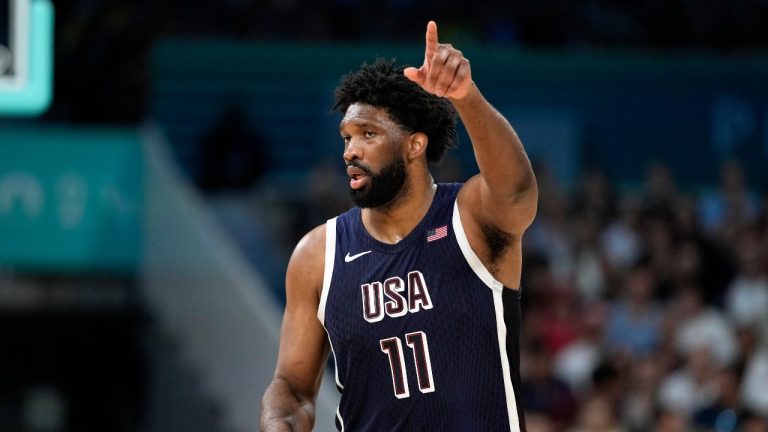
[425,20,438,61]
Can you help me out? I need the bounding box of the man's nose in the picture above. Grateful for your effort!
[343,138,363,163]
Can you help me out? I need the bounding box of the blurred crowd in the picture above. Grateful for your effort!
[517,159,768,432]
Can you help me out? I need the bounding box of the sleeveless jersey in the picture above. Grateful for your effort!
[318,183,526,431]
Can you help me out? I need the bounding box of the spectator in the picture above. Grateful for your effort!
[642,162,679,222]
[526,411,559,432]
[642,216,678,301]
[699,159,760,242]
[672,285,737,368]
[572,211,609,302]
[527,282,582,356]
[590,361,626,412]
[522,340,579,428]
[653,409,691,432]
[673,196,736,306]
[572,167,617,225]
[740,345,768,418]
[569,394,627,432]
[724,235,768,330]
[605,264,663,357]
[600,194,644,276]
[621,356,665,432]
[554,302,607,396]
[525,165,574,285]
[693,366,744,431]
[657,347,720,417]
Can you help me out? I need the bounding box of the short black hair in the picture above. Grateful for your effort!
[333,58,458,164]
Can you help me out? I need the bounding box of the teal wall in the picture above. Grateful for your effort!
[0,126,142,273]
[151,40,768,188]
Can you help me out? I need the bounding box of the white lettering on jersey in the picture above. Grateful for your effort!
[407,271,433,313]
[361,270,433,322]
[362,281,384,323]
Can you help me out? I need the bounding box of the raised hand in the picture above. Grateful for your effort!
[404,21,473,100]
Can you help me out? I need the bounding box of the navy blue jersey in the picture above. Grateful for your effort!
[318,183,526,431]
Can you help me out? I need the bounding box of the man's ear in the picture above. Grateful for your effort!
[408,132,428,160]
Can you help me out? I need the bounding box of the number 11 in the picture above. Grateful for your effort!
[379,331,435,399]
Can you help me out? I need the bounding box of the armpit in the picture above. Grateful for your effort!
[481,223,513,271]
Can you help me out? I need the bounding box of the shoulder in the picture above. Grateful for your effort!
[286,223,328,300]
[294,223,327,255]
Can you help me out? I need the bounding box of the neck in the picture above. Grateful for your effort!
[362,171,436,244]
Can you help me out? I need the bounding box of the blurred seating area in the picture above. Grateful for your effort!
[518,159,768,431]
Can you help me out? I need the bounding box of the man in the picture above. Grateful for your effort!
[261,21,537,431]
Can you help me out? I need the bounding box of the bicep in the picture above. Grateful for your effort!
[273,229,331,400]
[461,174,538,236]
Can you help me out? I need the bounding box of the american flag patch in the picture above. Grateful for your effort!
[426,225,448,242]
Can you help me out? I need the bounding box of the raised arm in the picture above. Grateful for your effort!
[404,21,537,235]
[260,225,331,431]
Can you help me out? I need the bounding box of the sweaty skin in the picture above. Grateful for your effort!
[260,21,537,431]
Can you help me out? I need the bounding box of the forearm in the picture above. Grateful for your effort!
[450,84,536,199]
[260,376,316,432]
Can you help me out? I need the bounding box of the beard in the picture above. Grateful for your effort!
[348,157,408,209]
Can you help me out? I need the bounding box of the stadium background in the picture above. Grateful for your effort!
[1,0,768,430]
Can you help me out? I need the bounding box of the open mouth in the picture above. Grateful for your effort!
[347,166,370,190]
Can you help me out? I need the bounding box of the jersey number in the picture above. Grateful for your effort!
[379,331,435,399]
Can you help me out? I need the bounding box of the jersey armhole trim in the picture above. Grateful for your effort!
[452,201,505,293]
[493,289,523,431]
[318,217,337,325]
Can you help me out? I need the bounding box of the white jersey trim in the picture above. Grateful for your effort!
[318,217,337,325]
[451,201,504,293]
[336,406,345,432]
[453,200,521,431]
[328,334,344,391]
[318,217,345,430]
[493,290,522,432]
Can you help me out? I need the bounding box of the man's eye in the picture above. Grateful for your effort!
[364,131,376,138]
[342,136,351,143]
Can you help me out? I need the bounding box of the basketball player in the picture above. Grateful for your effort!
[260,21,537,431]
